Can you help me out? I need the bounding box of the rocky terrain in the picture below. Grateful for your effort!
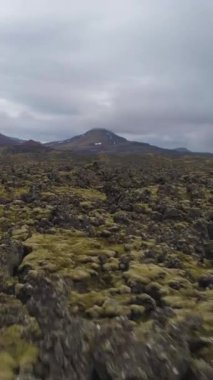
[0,148,212,379]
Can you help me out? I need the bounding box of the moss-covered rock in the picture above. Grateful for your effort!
[0,149,212,378]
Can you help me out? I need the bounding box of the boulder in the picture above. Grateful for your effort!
[207,222,213,239]
[198,275,213,289]
[204,241,213,260]
[163,207,183,220]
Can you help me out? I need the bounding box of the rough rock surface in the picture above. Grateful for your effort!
[0,151,212,379]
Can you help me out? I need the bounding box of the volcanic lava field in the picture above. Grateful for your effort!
[0,150,212,379]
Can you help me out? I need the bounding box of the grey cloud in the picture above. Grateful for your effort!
[0,0,213,151]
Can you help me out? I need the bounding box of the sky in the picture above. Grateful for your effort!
[0,0,213,152]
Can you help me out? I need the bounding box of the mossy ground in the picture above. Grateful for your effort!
[0,150,212,376]
[0,325,38,380]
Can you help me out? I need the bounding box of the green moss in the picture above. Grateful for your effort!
[133,203,151,213]
[80,201,93,210]
[19,231,118,300]
[124,263,169,285]
[0,352,16,380]
[51,186,106,201]
[0,153,212,350]
[0,325,38,379]
[0,206,4,218]
[70,290,107,311]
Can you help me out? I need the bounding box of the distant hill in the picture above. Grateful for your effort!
[46,128,177,155]
[8,140,51,153]
[174,147,191,153]
[47,129,126,149]
[0,129,211,156]
[0,133,23,146]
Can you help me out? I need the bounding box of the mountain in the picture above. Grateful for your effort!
[0,133,23,146]
[47,129,126,149]
[174,147,191,153]
[1,129,211,156]
[46,128,175,155]
[8,139,51,153]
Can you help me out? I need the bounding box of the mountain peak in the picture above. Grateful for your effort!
[46,128,127,150]
[81,128,126,146]
[46,128,166,154]
[84,128,118,135]
[22,140,42,147]
[175,147,191,153]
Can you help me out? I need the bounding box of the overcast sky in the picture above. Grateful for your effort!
[0,0,213,151]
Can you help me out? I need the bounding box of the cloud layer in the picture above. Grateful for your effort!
[0,0,213,151]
